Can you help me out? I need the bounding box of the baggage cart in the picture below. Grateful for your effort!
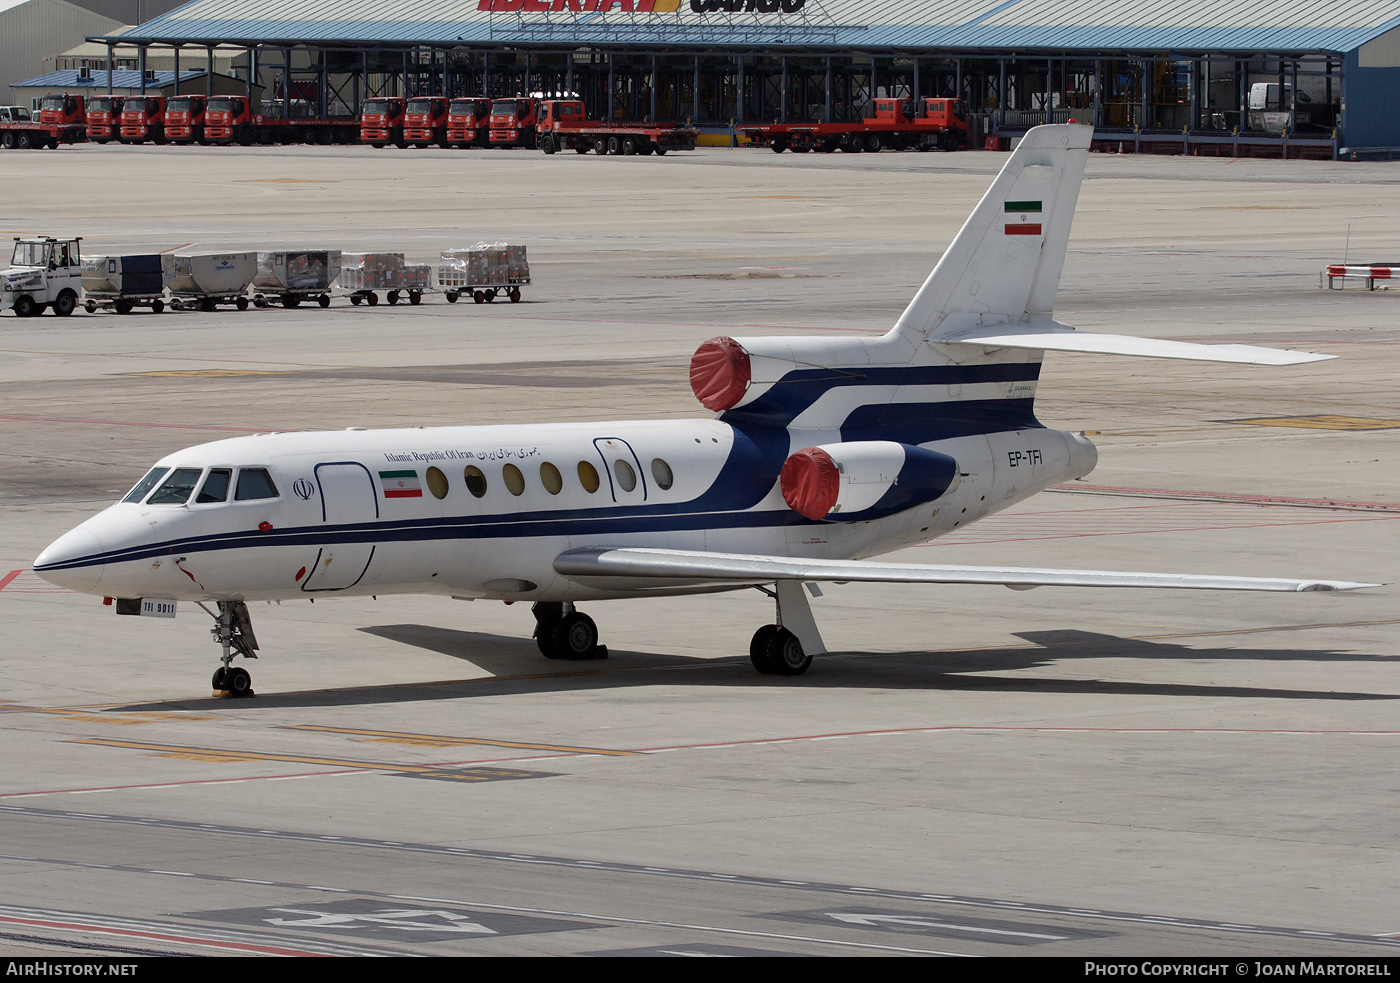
[81,254,172,314]
[168,251,257,311]
[252,250,341,308]
[339,252,432,306]
[437,243,530,304]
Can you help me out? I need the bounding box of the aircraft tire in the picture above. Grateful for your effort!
[212,667,228,691]
[226,666,253,697]
[551,612,599,660]
[749,624,780,674]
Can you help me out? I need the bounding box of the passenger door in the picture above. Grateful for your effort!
[301,462,378,591]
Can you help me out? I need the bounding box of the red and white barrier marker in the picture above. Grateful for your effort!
[1321,263,1400,290]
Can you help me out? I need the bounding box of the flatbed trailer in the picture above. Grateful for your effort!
[536,99,696,155]
[0,93,87,149]
[740,97,969,154]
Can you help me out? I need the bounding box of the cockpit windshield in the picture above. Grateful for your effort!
[146,468,204,505]
[122,467,169,503]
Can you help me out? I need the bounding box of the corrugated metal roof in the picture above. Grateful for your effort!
[13,68,208,87]
[112,0,1400,54]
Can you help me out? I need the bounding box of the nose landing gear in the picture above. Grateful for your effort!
[200,601,259,697]
[531,601,608,660]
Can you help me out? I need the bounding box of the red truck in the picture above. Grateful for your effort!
[203,96,358,145]
[403,96,449,147]
[445,97,491,148]
[0,93,87,149]
[164,95,208,144]
[84,95,123,144]
[119,95,166,144]
[359,97,405,148]
[488,97,540,148]
[740,97,969,153]
[536,98,698,155]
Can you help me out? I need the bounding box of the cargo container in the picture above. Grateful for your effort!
[168,251,257,311]
[252,250,341,307]
[81,253,173,314]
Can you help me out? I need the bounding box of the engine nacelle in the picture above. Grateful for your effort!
[780,441,960,521]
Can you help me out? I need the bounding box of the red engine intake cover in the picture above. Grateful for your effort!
[689,336,750,411]
[780,447,840,521]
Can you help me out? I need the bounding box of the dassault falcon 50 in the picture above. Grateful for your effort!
[33,123,1374,696]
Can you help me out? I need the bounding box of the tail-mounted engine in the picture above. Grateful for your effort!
[780,441,960,522]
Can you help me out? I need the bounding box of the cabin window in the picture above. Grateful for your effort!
[147,467,203,505]
[614,459,637,492]
[577,461,600,493]
[651,458,674,490]
[464,466,487,498]
[196,468,232,504]
[503,463,525,496]
[426,466,449,500]
[234,467,278,501]
[122,467,169,503]
[540,462,563,495]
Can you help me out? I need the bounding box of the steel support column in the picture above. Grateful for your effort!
[998,58,1006,128]
[825,56,832,122]
[106,42,114,94]
[651,54,658,121]
[173,45,179,95]
[139,45,147,94]
[692,55,699,124]
[780,55,787,123]
[207,44,215,96]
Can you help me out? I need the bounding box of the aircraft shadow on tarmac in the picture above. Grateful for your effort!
[110,623,1398,713]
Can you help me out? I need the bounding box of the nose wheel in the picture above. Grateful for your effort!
[531,601,608,660]
[201,600,259,697]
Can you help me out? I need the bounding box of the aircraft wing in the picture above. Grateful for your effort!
[555,547,1376,592]
[943,323,1334,365]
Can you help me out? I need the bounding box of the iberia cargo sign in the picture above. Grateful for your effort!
[477,0,806,11]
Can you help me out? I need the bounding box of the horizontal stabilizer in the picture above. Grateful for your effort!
[945,323,1333,365]
[556,547,1375,593]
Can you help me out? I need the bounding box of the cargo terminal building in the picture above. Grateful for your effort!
[89,0,1400,158]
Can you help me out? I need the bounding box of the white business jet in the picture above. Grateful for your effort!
[33,123,1373,696]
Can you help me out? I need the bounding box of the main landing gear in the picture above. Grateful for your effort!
[748,581,827,677]
[531,601,608,660]
[200,600,259,697]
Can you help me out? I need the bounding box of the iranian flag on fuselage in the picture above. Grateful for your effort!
[379,469,422,498]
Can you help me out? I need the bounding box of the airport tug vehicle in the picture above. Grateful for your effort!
[32,124,1375,696]
[2,237,82,316]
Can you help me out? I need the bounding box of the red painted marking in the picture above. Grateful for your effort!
[295,566,306,581]
[160,241,195,254]
[0,414,266,432]
[0,570,21,593]
[1005,223,1043,236]
[0,913,328,956]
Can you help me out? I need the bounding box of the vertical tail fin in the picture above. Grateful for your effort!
[891,123,1093,345]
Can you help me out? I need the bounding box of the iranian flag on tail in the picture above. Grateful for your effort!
[1004,200,1042,236]
[379,469,422,498]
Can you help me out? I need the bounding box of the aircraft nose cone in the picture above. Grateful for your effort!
[33,526,104,594]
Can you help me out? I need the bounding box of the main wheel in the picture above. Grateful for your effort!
[606,135,622,155]
[473,291,485,304]
[386,290,399,305]
[350,294,362,306]
[52,291,76,317]
[550,612,600,660]
[540,134,556,154]
[317,293,330,308]
[408,290,422,305]
[592,137,606,155]
[13,295,37,317]
[16,133,32,150]
[483,289,495,303]
[865,133,883,152]
[84,299,97,313]
[621,137,637,155]
[212,667,228,691]
[367,292,379,306]
[767,627,811,676]
[445,291,459,304]
[508,287,521,303]
[750,624,780,674]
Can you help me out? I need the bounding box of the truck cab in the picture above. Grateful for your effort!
[867,98,916,125]
[489,97,539,147]
[38,93,85,127]
[915,97,968,149]
[2,237,83,317]
[403,96,449,147]
[84,96,123,142]
[359,97,405,147]
[119,96,166,144]
[539,99,598,131]
[205,96,253,145]
[165,95,208,144]
[446,98,491,147]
